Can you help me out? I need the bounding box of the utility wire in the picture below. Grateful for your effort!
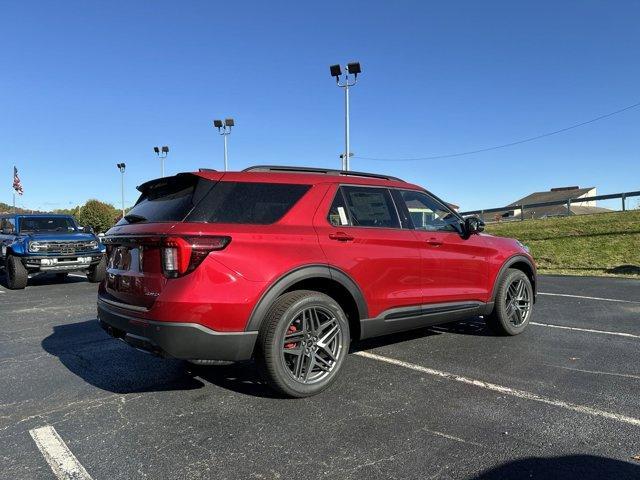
[355,100,640,162]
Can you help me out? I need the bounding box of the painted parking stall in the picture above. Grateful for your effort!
[1,274,639,479]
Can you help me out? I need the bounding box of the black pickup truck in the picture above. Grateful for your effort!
[0,213,106,289]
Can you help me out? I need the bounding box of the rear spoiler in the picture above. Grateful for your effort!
[136,173,197,193]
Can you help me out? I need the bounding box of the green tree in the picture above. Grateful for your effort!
[76,199,119,233]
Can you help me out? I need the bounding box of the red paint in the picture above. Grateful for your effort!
[101,170,535,333]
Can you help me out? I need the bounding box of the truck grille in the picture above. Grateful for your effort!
[30,241,97,255]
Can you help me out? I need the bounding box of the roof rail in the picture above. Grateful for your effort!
[242,165,405,182]
[198,168,218,172]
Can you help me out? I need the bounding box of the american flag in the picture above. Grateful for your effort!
[13,166,23,195]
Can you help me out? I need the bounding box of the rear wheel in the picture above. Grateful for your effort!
[87,257,106,283]
[256,290,350,397]
[485,268,533,335]
[6,255,28,290]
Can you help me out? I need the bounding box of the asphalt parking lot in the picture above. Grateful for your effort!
[1,274,639,479]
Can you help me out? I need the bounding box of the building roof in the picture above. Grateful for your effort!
[508,186,594,207]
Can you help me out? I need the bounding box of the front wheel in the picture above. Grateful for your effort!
[6,255,28,290]
[485,268,533,335]
[256,290,350,398]
[87,256,106,283]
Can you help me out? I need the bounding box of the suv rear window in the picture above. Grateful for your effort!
[187,182,310,224]
[118,174,205,225]
[120,176,310,225]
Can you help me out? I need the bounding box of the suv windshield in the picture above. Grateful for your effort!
[119,175,310,225]
[19,217,77,233]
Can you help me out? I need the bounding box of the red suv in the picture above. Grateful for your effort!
[98,166,536,397]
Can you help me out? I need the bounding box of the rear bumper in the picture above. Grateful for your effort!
[97,300,257,362]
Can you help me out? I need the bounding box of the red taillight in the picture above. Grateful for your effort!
[161,236,231,278]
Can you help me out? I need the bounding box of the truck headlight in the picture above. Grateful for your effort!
[29,242,48,252]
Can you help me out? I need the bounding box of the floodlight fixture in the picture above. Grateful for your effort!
[161,146,169,153]
[330,64,342,78]
[153,146,160,154]
[213,119,223,128]
[224,118,235,127]
[347,62,361,76]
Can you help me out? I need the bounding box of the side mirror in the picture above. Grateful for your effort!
[83,226,94,234]
[464,216,485,237]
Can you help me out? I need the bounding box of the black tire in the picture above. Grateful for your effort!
[255,290,351,398]
[87,256,107,283]
[485,268,533,336]
[6,255,28,290]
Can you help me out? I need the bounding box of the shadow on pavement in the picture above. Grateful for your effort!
[41,319,280,398]
[41,316,497,399]
[0,271,89,289]
[471,454,640,479]
[429,318,493,337]
[42,319,205,394]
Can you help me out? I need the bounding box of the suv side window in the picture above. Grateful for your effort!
[339,186,400,229]
[327,190,350,226]
[1,217,15,234]
[399,190,460,233]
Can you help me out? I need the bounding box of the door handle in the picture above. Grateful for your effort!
[426,238,443,247]
[329,232,354,242]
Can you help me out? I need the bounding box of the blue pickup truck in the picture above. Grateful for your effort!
[0,213,107,289]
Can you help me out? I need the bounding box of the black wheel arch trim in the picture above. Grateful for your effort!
[245,264,368,332]
[490,254,537,303]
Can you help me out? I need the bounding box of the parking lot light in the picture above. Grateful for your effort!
[329,61,362,171]
[213,118,235,171]
[153,146,169,177]
[116,163,126,218]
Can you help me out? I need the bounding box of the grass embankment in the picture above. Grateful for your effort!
[485,210,640,277]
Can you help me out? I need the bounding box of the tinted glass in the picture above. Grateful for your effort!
[187,182,310,224]
[1,218,16,233]
[327,191,350,226]
[118,174,210,225]
[341,186,400,228]
[19,217,77,233]
[399,190,460,232]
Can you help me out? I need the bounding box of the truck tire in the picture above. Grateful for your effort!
[87,257,106,283]
[485,268,533,336]
[6,255,28,290]
[255,290,350,398]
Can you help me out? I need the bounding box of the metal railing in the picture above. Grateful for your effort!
[459,190,640,222]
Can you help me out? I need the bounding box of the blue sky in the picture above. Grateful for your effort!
[1,1,639,212]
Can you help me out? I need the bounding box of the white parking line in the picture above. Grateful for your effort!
[355,351,640,427]
[29,425,93,480]
[531,321,640,339]
[539,292,640,304]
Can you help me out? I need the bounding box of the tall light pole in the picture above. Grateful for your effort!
[330,62,361,171]
[116,163,126,218]
[153,145,169,177]
[213,118,235,171]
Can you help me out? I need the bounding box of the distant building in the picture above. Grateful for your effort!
[491,186,611,221]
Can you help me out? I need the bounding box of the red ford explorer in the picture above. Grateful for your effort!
[98,166,536,397]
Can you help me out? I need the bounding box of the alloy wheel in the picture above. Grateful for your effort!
[505,277,531,327]
[280,306,343,384]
